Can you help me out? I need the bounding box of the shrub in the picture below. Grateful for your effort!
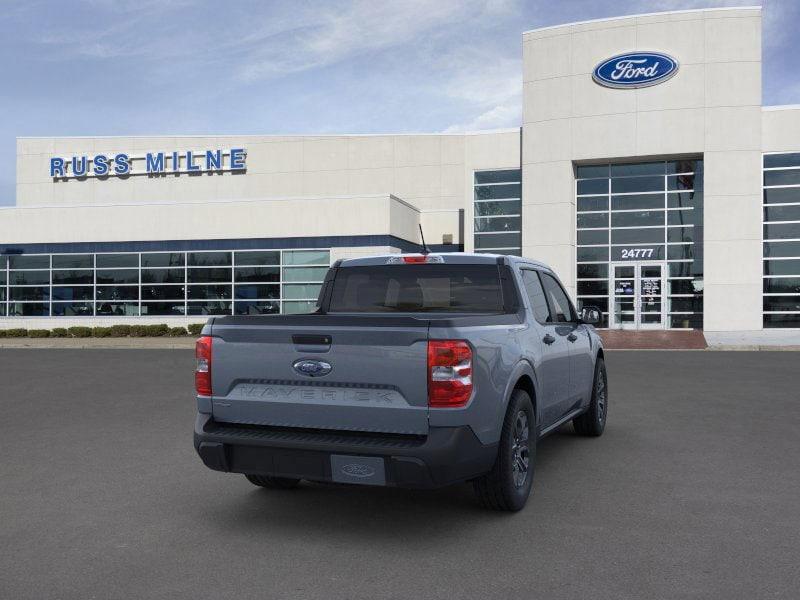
[187,323,204,336]
[51,328,69,338]
[0,330,6,338]
[109,324,132,337]
[92,327,112,338]
[68,326,92,338]
[28,329,51,338]
[5,328,27,338]
[145,324,169,337]
[167,326,188,337]
[129,325,148,337]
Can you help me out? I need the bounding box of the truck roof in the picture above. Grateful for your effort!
[336,252,552,271]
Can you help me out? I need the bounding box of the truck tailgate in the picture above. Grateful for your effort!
[209,315,430,435]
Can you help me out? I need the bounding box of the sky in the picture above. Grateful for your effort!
[1,0,798,206]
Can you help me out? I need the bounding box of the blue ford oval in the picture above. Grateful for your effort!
[593,52,679,89]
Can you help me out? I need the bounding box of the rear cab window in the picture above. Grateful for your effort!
[327,264,506,313]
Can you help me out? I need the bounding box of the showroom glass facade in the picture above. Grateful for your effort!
[0,249,329,317]
[575,159,704,329]
[474,169,522,255]
[763,153,800,328]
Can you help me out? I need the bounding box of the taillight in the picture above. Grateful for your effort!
[427,340,472,408]
[195,336,212,396]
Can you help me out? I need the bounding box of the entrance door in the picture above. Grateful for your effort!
[610,262,666,329]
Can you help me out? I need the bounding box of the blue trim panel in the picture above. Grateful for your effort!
[0,235,461,256]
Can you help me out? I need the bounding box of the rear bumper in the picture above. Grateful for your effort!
[194,413,497,489]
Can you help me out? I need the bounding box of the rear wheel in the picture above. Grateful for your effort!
[473,389,536,511]
[573,356,607,437]
[245,474,301,489]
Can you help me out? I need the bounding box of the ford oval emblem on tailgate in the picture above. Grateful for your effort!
[292,359,332,377]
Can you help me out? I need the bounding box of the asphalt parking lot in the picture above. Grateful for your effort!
[1,350,798,599]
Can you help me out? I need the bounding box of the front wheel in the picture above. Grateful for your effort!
[473,389,536,511]
[573,356,608,437]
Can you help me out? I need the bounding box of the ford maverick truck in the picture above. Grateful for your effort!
[193,253,607,511]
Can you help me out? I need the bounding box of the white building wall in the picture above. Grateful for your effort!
[521,7,764,331]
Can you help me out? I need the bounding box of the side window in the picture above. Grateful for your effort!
[540,272,576,323]
[520,270,550,324]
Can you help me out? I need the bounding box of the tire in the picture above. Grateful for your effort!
[472,389,536,512]
[573,356,608,437]
[245,474,302,489]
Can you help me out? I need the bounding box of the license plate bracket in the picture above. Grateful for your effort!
[330,455,386,486]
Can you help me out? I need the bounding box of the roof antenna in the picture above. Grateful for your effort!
[418,224,430,255]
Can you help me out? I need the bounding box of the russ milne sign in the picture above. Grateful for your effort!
[49,148,247,179]
[592,52,679,89]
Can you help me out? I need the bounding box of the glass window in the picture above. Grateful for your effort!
[234,267,280,283]
[667,174,699,191]
[577,281,608,296]
[0,270,5,285]
[52,286,94,301]
[52,270,93,284]
[283,301,317,314]
[234,284,280,300]
[96,269,138,284]
[539,272,575,323]
[577,230,608,245]
[611,176,664,194]
[763,188,800,205]
[764,278,800,294]
[474,233,520,250]
[577,213,608,229]
[141,253,184,268]
[474,200,521,216]
[474,216,520,233]
[611,211,664,228]
[234,251,279,266]
[96,254,138,268]
[186,301,231,316]
[475,184,521,200]
[474,170,520,184]
[188,252,231,267]
[764,241,800,258]
[235,301,280,315]
[577,179,608,195]
[187,285,232,300]
[611,162,664,177]
[764,259,800,276]
[576,164,609,178]
[667,245,694,260]
[668,262,695,277]
[52,254,92,269]
[141,302,185,316]
[8,302,49,316]
[669,279,702,295]
[764,223,800,240]
[96,286,139,301]
[667,209,697,226]
[667,160,701,174]
[577,264,608,279]
[577,297,608,313]
[10,271,50,285]
[612,194,664,211]
[764,153,800,168]
[283,250,330,266]
[52,302,94,316]
[764,314,800,327]
[142,285,185,301]
[764,169,800,187]
[9,255,49,269]
[282,266,329,282]
[10,287,49,301]
[668,227,694,243]
[577,196,608,212]
[763,297,800,312]
[611,228,664,245]
[577,247,609,262]
[0,304,5,316]
[764,205,800,222]
[142,268,185,284]
[520,270,550,324]
[96,302,139,316]
[669,297,703,313]
[187,268,230,283]
[283,283,322,300]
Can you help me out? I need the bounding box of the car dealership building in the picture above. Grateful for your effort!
[2,6,799,338]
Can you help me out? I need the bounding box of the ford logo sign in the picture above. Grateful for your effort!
[292,359,332,377]
[341,463,376,478]
[593,52,679,89]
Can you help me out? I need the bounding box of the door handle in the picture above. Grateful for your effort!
[567,333,578,342]
[543,334,555,345]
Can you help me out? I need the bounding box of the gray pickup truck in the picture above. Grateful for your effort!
[194,253,606,511]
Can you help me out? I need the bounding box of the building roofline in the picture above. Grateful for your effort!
[522,5,761,36]
[16,128,520,141]
[763,104,800,112]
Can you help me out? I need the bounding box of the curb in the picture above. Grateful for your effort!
[0,338,196,349]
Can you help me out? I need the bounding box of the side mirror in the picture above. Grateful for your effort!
[579,306,601,326]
